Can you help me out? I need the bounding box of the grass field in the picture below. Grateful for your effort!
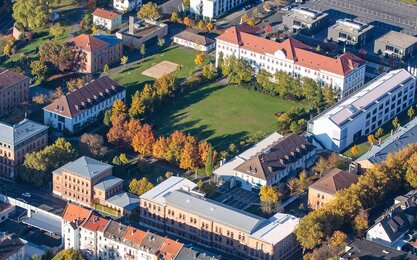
[149,82,305,150]
[111,45,204,101]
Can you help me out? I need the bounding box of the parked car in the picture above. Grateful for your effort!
[22,192,31,198]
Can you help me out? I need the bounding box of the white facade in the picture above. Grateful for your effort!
[93,13,122,31]
[307,69,416,152]
[190,0,248,19]
[113,0,141,12]
[215,30,366,97]
[173,36,215,52]
[43,90,126,133]
[62,221,81,251]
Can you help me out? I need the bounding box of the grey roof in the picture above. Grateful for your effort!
[0,119,48,146]
[329,19,373,36]
[53,156,112,179]
[339,239,417,259]
[94,176,123,191]
[0,234,24,260]
[376,31,417,49]
[139,232,165,255]
[22,213,62,235]
[175,247,218,260]
[371,208,411,243]
[357,117,417,165]
[163,190,265,234]
[106,192,139,211]
[103,220,128,241]
[285,8,328,24]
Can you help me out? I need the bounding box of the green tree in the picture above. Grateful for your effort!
[140,44,146,62]
[129,177,154,195]
[129,90,145,118]
[137,2,160,20]
[119,153,129,164]
[13,0,50,29]
[103,64,110,73]
[259,186,281,214]
[197,179,203,191]
[204,146,214,176]
[202,63,217,80]
[183,0,190,10]
[80,14,93,33]
[392,116,399,129]
[408,106,415,121]
[53,249,84,260]
[157,37,165,48]
[50,23,64,38]
[375,127,384,143]
[103,109,112,126]
[221,55,252,85]
[30,60,48,81]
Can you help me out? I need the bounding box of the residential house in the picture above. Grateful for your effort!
[327,19,374,48]
[0,119,48,179]
[43,76,126,133]
[307,69,416,152]
[140,177,301,260]
[173,29,216,52]
[374,31,417,60]
[216,25,366,97]
[339,239,417,259]
[0,70,29,116]
[190,0,249,19]
[0,234,25,260]
[308,168,358,209]
[92,8,122,31]
[113,0,141,12]
[282,8,328,35]
[0,201,15,223]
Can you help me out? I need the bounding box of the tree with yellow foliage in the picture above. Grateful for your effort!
[194,52,205,66]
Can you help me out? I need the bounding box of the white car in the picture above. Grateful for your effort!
[22,192,31,198]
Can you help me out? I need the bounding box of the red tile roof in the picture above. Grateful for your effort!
[216,26,365,76]
[92,8,120,20]
[62,203,92,225]
[68,34,108,52]
[123,227,147,246]
[159,238,183,260]
[82,214,110,232]
[310,168,359,194]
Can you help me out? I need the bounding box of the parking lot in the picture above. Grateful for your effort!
[214,186,259,211]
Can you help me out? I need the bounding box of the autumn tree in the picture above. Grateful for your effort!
[252,7,259,18]
[183,17,191,27]
[129,177,154,195]
[206,21,214,32]
[263,2,270,10]
[66,78,85,92]
[107,114,128,147]
[259,186,281,214]
[132,124,156,156]
[375,127,384,144]
[103,64,110,73]
[180,135,199,171]
[247,18,255,27]
[30,60,47,81]
[120,55,128,67]
[129,91,145,119]
[197,20,205,31]
[153,137,168,159]
[119,153,129,164]
[110,99,127,121]
[164,130,187,163]
[241,13,249,23]
[13,0,51,29]
[53,249,84,260]
[39,41,86,73]
[408,106,415,121]
[351,145,359,158]
[406,153,417,188]
[392,116,400,129]
[50,23,65,38]
[32,94,48,104]
[80,133,108,158]
[353,208,369,237]
[138,2,160,20]
[194,52,205,66]
[171,12,179,22]
[367,134,376,148]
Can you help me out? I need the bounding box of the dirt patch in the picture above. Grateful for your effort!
[141,60,179,79]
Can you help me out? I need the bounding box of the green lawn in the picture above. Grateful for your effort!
[149,82,305,150]
[111,45,203,101]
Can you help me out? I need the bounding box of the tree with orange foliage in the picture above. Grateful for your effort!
[206,21,214,32]
[180,135,199,171]
[111,99,127,121]
[125,118,142,143]
[165,130,187,163]
[107,114,127,147]
[183,17,191,27]
[194,52,205,66]
[152,137,168,159]
[132,124,156,156]
[198,141,211,166]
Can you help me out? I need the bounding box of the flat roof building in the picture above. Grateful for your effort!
[328,19,374,48]
[283,8,328,34]
[374,31,417,60]
[307,69,416,152]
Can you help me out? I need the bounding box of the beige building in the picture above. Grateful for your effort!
[308,168,358,209]
[0,70,30,116]
[0,119,48,179]
[68,34,123,73]
[140,177,300,260]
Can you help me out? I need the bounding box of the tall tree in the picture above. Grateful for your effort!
[259,186,281,214]
[408,106,415,121]
[53,249,84,260]
[392,116,399,129]
[153,137,168,159]
[39,41,86,73]
[204,146,214,176]
[137,2,160,20]
[179,135,199,171]
[164,130,187,163]
[13,0,50,29]
[194,52,205,66]
[132,124,156,156]
[129,91,145,118]
[80,134,108,158]
[50,23,65,38]
[110,99,127,121]
[353,209,369,237]
[129,177,154,195]
[140,44,146,62]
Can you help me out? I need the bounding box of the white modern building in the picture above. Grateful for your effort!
[190,0,248,19]
[43,76,126,133]
[92,8,122,31]
[307,69,416,152]
[214,133,317,191]
[216,25,367,97]
[113,0,141,12]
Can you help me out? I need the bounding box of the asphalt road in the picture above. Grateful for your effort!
[0,8,14,35]
[0,179,67,216]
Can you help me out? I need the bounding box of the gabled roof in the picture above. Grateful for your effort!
[371,208,411,243]
[53,156,112,179]
[105,191,139,211]
[159,238,184,260]
[43,76,124,118]
[123,227,147,249]
[0,119,48,146]
[82,214,110,232]
[67,34,108,52]
[92,8,120,20]
[103,220,128,241]
[62,203,92,225]
[234,134,316,181]
[94,176,123,191]
[139,232,165,255]
[0,234,24,259]
[174,30,215,46]
[310,168,358,194]
[216,25,365,76]
[0,70,28,91]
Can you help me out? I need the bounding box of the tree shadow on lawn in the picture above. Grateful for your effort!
[123,80,155,102]
[209,131,250,151]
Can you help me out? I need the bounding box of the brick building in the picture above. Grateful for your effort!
[0,70,30,116]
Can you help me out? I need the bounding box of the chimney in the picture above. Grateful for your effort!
[129,16,135,34]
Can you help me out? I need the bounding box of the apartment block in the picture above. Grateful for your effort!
[92,8,122,31]
[374,31,417,60]
[62,203,218,260]
[139,177,300,260]
[327,19,374,48]
[0,70,30,116]
[43,76,126,133]
[307,69,416,152]
[113,0,141,12]
[190,0,248,19]
[216,25,366,97]
[67,34,123,73]
[282,8,328,35]
[0,119,48,179]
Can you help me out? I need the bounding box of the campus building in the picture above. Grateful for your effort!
[308,168,358,209]
[0,119,48,179]
[374,31,417,60]
[307,69,416,152]
[214,133,317,191]
[139,177,300,260]
[92,8,122,31]
[43,76,126,133]
[62,203,218,259]
[173,29,216,52]
[282,8,328,35]
[0,70,30,116]
[112,0,141,12]
[190,0,248,19]
[67,34,123,73]
[215,25,366,97]
[327,19,374,48]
